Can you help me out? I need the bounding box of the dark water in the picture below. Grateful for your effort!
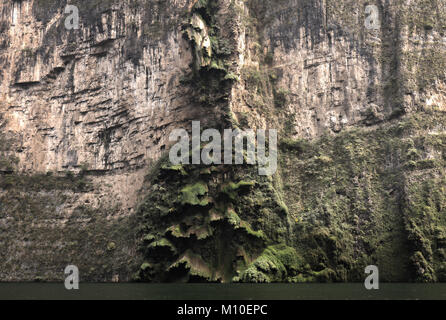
[1,283,446,300]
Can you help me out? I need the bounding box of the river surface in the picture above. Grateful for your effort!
[1,283,445,300]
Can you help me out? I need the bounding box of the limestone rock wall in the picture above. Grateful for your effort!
[0,0,445,282]
[0,0,205,281]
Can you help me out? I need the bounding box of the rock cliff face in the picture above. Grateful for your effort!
[0,0,202,281]
[0,0,445,282]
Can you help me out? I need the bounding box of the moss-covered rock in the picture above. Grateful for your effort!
[281,111,446,282]
[239,244,305,283]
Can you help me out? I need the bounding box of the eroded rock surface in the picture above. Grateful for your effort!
[0,0,445,282]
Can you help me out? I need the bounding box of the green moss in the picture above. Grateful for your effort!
[221,180,255,200]
[239,245,304,283]
[106,242,116,251]
[279,111,446,282]
[311,268,337,283]
[280,138,311,154]
[148,238,177,254]
[226,208,241,226]
[180,182,209,206]
[166,223,212,240]
[239,221,266,240]
[404,173,446,282]
[224,72,239,82]
[161,164,188,176]
[144,234,156,243]
[168,250,215,282]
[137,152,289,282]
[141,262,151,271]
